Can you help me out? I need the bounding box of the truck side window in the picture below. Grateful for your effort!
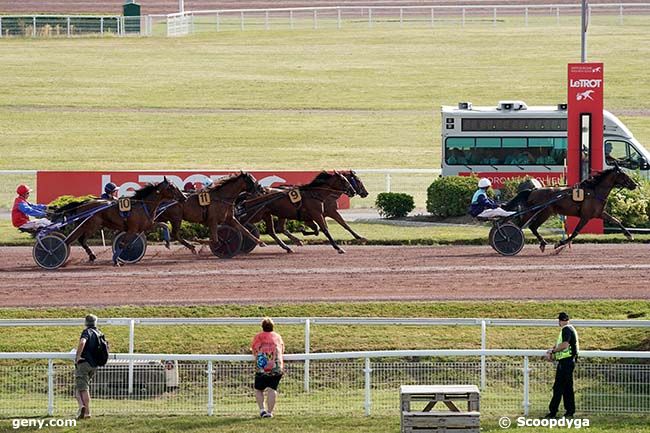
[605,140,642,170]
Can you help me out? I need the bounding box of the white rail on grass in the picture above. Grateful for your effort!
[165,3,650,36]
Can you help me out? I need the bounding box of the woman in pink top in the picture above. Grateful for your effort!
[251,317,285,418]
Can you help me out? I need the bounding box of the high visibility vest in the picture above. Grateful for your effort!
[554,325,579,361]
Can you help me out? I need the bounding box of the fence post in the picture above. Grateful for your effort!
[67,17,70,37]
[523,356,530,416]
[480,320,486,390]
[0,17,2,37]
[207,361,214,415]
[430,8,434,27]
[556,7,560,25]
[619,5,623,25]
[240,11,244,31]
[493,8,497,27]
[385,173,391,193]
[399,8,403,27]
[364,357,372,416]
[128,319,135,395]
[304,319,310,392]
[368,8,372,28]
[289,10,294,29]
[265,11,269,30]
[313,9,317,30]
[100,17,104,35]
[525,7,528,27]
[47,359,54,416]
[33,16,36,37]
[337,7,341,29]
[462,8,466,27]
[216,12,220,32]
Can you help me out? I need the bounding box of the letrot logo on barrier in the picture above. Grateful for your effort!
[36,171,350,208]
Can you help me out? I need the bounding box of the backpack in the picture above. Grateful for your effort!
[90,329,110,367]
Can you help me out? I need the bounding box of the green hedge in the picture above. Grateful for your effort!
[426,176,482,217]
[606,173,650,228]
[375,192,415,219]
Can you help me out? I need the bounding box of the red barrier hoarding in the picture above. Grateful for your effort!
[459,172,565,189]
[567,62,604,234]
[36,171,350,208]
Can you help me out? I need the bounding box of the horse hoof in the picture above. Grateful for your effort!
[259,242,267,248]
[190,247,198,255]
[539,244,546,253]
[89,255,96,263]
[553,244,567,255]
[164,242,171,250]
[286,248,294,254]
[296,241,304,247]
[337,249,346,254]
[359,237,368,244]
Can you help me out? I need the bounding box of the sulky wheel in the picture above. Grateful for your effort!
[239,223,260,254]
[33,234,70,270]
[491,222,525,256]
[210,225,243,258]
[112,232,147,264]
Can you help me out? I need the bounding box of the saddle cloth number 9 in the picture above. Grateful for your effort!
[289,189,301,204]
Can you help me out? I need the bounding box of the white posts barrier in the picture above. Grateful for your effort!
[1,349,649,417]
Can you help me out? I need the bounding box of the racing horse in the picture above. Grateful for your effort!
[277,170,369,244]
[237,171,354,254]
[503,165,637,252]
[53,178,185,265]
[156,171,266,255]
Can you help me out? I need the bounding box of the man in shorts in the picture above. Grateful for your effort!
[75,314,103,419]
[251,317,285,418]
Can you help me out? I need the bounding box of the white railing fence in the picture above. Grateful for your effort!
[0,15,152,38]
[1,317,648,398]
[0,350,648,417]
[165,3,650,36]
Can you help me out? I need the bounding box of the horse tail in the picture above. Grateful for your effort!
[502,190,533,212]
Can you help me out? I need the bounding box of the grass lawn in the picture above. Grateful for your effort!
[1,414,650,433]
[0,300,648,354]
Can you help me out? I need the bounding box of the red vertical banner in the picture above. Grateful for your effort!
[567,62,604,234]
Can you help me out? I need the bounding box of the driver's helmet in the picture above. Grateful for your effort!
[104,182,117,194]
[183,181,195,192]
[203,178,213,188]
[16,184,32,196]
[478,178,492,189]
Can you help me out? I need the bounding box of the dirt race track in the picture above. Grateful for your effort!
[0,243,649,307]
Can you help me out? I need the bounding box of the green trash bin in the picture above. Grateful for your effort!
[122,0,141,33]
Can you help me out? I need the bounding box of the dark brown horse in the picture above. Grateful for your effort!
[53,178,186,265]
[278,170,369,244]
[156,172,265,254]
[238,171,354,254]
[504,166,637,252]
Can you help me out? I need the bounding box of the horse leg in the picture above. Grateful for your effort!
[170,219,197,254]
[526,211,551,253]
[601,211,634,240]
[228,217,266,247]
[264,214,293,253]
[78,234,96,262]
[555,217,590,249]
[329,210,367,242]
[301,221,319,237]
[311,213,345,254]
[277,218,303,246]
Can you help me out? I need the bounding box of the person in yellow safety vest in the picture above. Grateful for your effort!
[544,312,579,419]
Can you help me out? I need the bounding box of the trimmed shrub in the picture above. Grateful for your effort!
[48,194,97,209]
[426,176,481,218]
[375,192,415,219]
[606,173,650,228]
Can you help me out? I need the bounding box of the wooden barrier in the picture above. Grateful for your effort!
[400,385,480,433]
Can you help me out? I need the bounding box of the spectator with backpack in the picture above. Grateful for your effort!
[75,314,109,420]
